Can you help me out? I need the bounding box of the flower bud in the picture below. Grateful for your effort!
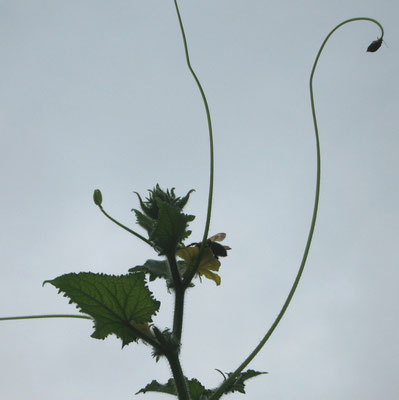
[367,37,383,53]
[93,189,103,206]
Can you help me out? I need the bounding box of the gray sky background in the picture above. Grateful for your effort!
[0,1,398,399]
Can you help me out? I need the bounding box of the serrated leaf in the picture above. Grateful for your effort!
[133,185,195,220]
[187,378,212,400]
[175,188,195,210]
[136,379,177,396]
[219,369,268,395]
[44,272,160,347]
[129,259,190,289]
[133,191,155,219]
[136,377,212,400]
[129,259,170,281]
[150,200,194,255]
[136,370,267,399]
[133,209,155,234]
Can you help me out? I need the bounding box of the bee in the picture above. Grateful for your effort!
[188,233,231,259]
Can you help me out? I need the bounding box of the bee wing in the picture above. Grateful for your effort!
[208,233,226,242]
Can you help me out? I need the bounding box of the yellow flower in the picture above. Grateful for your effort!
[176,246,221,285]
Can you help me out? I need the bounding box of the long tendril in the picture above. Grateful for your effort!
[172,0,215,287]
[0,314,92,321]
[209,17,384,400]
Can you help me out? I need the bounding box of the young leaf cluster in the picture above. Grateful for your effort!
[133,185,195,255]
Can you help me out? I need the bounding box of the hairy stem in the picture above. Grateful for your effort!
[172,288,186,343]
[166,351,190,400]
[167,252,186,342]
[209,17,384,400]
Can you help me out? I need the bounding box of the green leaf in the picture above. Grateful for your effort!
[131,186,195,254]
[132,209,155,235]
[150,200,194,255]
[136,378,212,400]
[136,379,177,396]
[133,185,195,219]
[43,272,160,347]
[187,378,212,400]
[129,259,190,289]
[129,259,171,283]
[217,369,268,395]
[174,188,195,210]
[133,191,155,219]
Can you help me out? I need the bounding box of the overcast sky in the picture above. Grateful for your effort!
[0,1,398,399]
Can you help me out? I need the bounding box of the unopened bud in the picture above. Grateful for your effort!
[93,189,103,206]
[367,37,383,53]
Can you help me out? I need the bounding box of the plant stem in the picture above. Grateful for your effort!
[209,17,384,400]
[0,314,92,321]
[173,0,215,287]
[172,288,185,342]
[98,205,152,246]
[166,351,190,400]
[167,252,186,342]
